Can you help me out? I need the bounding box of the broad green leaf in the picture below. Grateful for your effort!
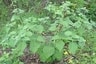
[12,8,24,14]
[8,37,16,47]
[76,27,85,36]
[11,15,20,21]
[73,21,81,28]
[53,40,64,52]
[49,24,57,31]
[12,42,26,56]
[31,25,44,33]
[19,62,24,64]
[83,20,93,29]
[54,50,63,60]
[30,41,41,53]
[42,45,55,61]
[25,31,33,37]
[68,42,78,54]
[93,57,96,63]
[31,34,38,40]
[37,25,44,33]
[90,21,96,28]
[78,41,85,48]
[55,9,62,16]
[72,35,80,39]
[64,31,73,37]
[39,52,47,62]
[9,31,16,35]
[23,37,30,41]
[52,35,60,40]
[59,17,73,28]
[78,37,86,48]
[37,36,45,42]
[8,35,20,47]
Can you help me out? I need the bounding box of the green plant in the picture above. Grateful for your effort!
[86,0,96,21]
[0,1,95,63]
[67,0,85,8]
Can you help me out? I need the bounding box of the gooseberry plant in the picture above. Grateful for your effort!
[0,1,94,63]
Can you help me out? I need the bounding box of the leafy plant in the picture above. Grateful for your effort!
[68,0,85,8]
[0,1,95,64]
[86,0,96,21]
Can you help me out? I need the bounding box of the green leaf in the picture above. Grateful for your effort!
[37,36,45,42]
[43,45,55,58]
[37,25,44,33]
[49,24,57,31]
[52,35,60,40]
[55,10,63,16]
[83,20,93,29]
[25,31,33,37]
[54,50,63,60]
[59,17,73,28]
[53,40,64,52]
[73,21,81,28]
[12,8,24,14]
[31,25,44,33]
[11,14,20,21]
[8,37,16,47]
[72,35,80,39]
[78,41,85,48]
[93,57,96,63]
[64,31,73,37]
[12,42,26,56]
[68,42,78,54]
[39,52,47,62]
[19,62,24,64]
[78,37,86,48]
[40,45,55,62]
[30,41,41,53]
